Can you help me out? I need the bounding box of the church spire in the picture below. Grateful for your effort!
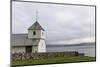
[36,11,38,21]
[28,11,45,31]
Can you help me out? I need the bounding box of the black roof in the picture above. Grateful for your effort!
[28,21,44,31]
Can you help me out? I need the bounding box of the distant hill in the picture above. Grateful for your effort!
[47,42,95,47]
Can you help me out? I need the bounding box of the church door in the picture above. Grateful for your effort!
[25,46,32,53]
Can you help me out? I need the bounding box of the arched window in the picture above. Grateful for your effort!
[33,31,36,35]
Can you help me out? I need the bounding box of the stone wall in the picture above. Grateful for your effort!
[12,51,84,61]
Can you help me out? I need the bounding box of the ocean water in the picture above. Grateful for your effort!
[46,43,95,57]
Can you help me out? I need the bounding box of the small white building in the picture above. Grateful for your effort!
[11,21,46,53]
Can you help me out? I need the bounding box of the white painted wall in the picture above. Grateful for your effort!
[38,40,46,52]
[12,46,25,54]
[28,30,45,39]
[40,30,45,39]
[28,30,41,39]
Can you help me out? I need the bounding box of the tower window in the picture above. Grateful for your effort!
[33,31,36,35]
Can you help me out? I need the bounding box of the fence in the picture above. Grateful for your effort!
[12,51,84,61]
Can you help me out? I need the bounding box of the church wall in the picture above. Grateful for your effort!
[40,30,45,39]
[28,30,45,39]
[28,30,41,39]
[12,46,25,54]
[38,40,46,52]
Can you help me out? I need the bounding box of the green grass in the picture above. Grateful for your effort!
[12,56,96,66]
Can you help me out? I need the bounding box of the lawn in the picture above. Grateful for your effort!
[12,56,96,66]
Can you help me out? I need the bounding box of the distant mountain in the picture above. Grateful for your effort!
[47,42,95,47]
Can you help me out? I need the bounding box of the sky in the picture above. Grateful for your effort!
[12,1,95,44]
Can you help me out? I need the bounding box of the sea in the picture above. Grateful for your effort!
[46,42,95,57]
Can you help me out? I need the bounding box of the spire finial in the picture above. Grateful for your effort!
[36,10,38,21]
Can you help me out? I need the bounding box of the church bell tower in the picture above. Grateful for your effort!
[27,11,46,52]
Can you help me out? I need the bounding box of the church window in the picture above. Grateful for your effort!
[33,31,36,35]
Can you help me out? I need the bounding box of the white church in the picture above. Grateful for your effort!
[11,21,46,53]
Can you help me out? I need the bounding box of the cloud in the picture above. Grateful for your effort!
[49,37,95,44]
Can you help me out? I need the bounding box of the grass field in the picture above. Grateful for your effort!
[12,56,96,66]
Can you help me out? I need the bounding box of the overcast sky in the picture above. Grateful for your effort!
[12,1,95,44]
